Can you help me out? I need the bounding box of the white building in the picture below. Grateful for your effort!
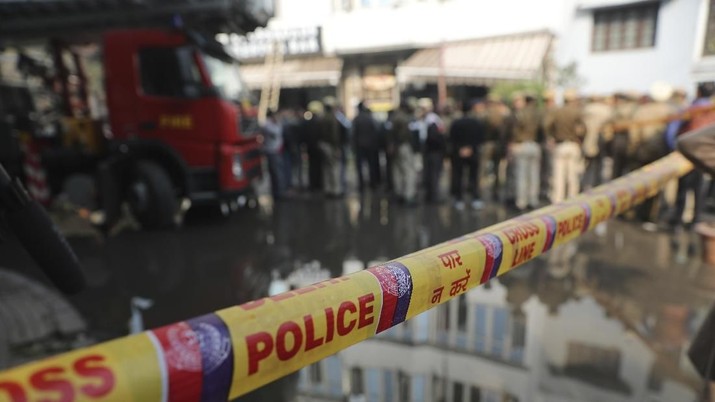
[558,0,705,95]
[238,0,715,112]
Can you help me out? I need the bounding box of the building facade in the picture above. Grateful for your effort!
[558,0,704,95]
[236,0,715,115]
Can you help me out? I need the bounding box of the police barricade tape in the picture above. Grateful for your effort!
[0,152,694,402]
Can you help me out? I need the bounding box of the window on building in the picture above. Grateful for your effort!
[452,382,464,402]
[309,363,322,383]
[351,367,364,394]
[457,295,468,331]
[397,371,410,402]
[384,370,395,402]
[566,342,621,373]
[491,307,509,357]
[592,2,659,52]
[510,313,526,364]
[366,369,380,402]
[432,375,445,402]
[470,386,481,402]
[411,375,426,402]
[474,304,488,353]
[704,0,715,55]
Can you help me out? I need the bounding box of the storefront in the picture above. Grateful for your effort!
[339,49,415,119]
[232,26,343,110]
[396,30,554,105]
[241,56,343,109]
[234,26,553,115]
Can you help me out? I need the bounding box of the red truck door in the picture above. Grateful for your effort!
[133,45,219,167]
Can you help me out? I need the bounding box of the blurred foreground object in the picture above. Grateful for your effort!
[0,163,85,294]
[678,124,715,176]
[0,0,274,39]
[678,124,715,267]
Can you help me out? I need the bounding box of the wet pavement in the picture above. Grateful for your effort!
[0,194,713,402]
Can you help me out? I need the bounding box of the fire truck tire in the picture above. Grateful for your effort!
[127,160,178,230]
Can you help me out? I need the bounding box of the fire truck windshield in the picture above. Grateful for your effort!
[203,54,250,102]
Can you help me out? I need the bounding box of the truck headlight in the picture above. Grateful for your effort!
[232,155,244,179]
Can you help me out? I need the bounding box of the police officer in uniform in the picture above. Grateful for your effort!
[509,94,542,210]
[545,90,586,203]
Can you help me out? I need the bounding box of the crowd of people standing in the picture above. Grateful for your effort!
[261,82,715,230]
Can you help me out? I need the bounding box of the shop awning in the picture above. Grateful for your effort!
[396,31,554,86]
[576,0,660,11]
[241,56,343,90]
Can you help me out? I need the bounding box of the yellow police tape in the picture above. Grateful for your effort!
[0,153,694,402]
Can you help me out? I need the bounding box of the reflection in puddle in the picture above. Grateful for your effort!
[295,222,713,402]
[128,296,154,334]
[0,197,712,402]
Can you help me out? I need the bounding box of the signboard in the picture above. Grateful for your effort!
[232,27,322,61]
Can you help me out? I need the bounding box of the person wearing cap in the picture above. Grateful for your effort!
[352,101,381,192]
[581,95,612,190]
[388,101,418,205]
[545,89,586,203]
[508,93,542,211]
[417,98,447,203]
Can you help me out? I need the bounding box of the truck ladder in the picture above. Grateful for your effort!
[258,41,283,124]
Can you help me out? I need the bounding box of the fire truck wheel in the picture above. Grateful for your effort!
[127,160,178,230]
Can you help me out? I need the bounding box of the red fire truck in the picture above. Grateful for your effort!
[0,0,273,229]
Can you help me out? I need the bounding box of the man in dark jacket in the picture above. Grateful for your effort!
[418,98,447,203]
[302,101,324,192]
[352,102,381,192]
[319,102,343,197]
[449,100,484,210]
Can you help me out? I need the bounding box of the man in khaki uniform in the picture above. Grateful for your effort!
[581,95,612,189]
[545,90,586,203]
[509,94,542,210]
[479,95,509,200]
